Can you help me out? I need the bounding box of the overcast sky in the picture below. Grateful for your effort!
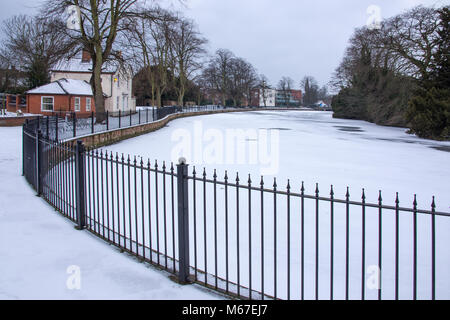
[1,0,447,88]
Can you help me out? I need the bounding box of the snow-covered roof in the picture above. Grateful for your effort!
[51,57,118,74]
[27,82,66,95]
[27,79,102,96]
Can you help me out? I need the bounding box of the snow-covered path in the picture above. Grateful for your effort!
[0,126,218,300]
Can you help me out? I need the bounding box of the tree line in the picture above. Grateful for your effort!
[331,5,449,140]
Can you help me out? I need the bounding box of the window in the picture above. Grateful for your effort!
[86,98,92,111]
[41,96,54,112]
[74,97,81,112]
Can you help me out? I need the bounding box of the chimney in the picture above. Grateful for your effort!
[82,49,91,63]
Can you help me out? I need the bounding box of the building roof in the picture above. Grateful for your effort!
[27,78,103,96]
[51,57,118,74]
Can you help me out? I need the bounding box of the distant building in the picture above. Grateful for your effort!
[251,88,276,107]
[50,49,135,114]
[275,89,302,107]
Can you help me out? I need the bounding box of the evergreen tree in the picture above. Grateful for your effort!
[407,7,450,140]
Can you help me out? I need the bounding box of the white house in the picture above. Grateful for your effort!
[50,50,136,114]
[259,88,276,107]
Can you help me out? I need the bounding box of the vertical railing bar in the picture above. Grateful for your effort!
[301,182,305,301]
[141,159,145,260]
[362,189,366,301]
[134,156,139,256]
[248,175,252,299]
[193,167,198,281]
[147,159,153,263]
[155,160,160,266]
[330,185,334,301]
[171,163,175,273]
[273,178,277,300]
[236,173,240,297]
[287,180,291,301]
[101,150,105,238]
[127,155,132,254]
[431,197,436,301]
[110,152,115,243]
[105,151,110,242]
[214,170,218,290]
[96,150,100,234]
[87,150,92,229]
[260,176,264,300]
[71,145,76,220]
[203,168,208,285]
[345,187,350,301]
[122,154,126,250]
[315,183,319,301]
[163,162,168,269]
[395,192,399,300]
[378,191,383,301]
[413,195,417,301]
[116,153,121,247]
[224,171,229,293]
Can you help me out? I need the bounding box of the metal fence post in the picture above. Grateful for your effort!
[73,112,77,138]
[75,140,87,230]
[35,129,42,196]
[177,157,190,284]
[91,111,95,134]
[55,115,59,142]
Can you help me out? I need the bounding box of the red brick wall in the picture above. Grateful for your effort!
[27,94,95,116]
[290,90,302,101]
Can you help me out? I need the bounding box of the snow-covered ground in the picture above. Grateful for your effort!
[108,111,450,211]
[0,111,34,118]
[0,126,219,300]
[101,111,450,300]
[3,110,449,300]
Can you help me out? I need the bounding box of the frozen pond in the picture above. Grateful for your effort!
[107,111,450,211]
[94,110,450,300]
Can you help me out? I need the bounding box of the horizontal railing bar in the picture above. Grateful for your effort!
[188,176,450,217]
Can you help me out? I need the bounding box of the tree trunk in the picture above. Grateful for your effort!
[91,53,106,123]
[156,87,162,108]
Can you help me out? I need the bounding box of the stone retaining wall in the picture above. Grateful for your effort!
[68,108,266,148]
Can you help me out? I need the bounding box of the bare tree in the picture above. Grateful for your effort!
[277,76,294,107]
[300,76,319,106]
[211,49,234,106]
[0,15,76,89]
[383,6,441,80]
[170,17,207,106]
[258,74,269,107]
[43,0,140,120]
[228,57,257,106]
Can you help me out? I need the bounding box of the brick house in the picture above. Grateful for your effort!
[26,78,104,116]
[50,50,136,114]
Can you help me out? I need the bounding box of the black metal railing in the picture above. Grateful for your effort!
[22,116,450,300]
[33,105,247,141]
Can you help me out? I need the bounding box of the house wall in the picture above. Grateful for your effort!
[27,94,95,116]
[51,71,135,113]
[259,89,276,107]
